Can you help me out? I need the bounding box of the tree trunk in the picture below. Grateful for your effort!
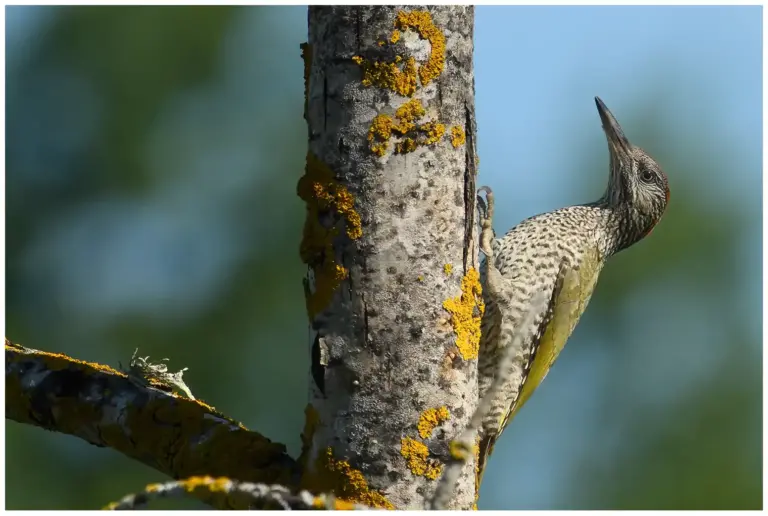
[298,5,480,510]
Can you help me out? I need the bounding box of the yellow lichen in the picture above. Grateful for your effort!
[396,137,417,154]
[353,55,418,97]
[417,406,450,439]
[178,476,232,493]
[420,121,445,145]
[443,263,453,276]
[313,497,358,510]
[5,339,126,377]
[442,268,484,360]
[366,99,446,156]
[451,125,466,148]
[367,114,394,155]
[417,275,425,282]
[394,98,426,131]
[394,10,446,86]
[305,447,394,509]
[352,10,445,96]
[370,142,388,157]
[368,99,443,156]
[297,153,362,318]
[401,438,443,480]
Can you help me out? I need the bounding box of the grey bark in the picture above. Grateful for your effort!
[302,6,478,510]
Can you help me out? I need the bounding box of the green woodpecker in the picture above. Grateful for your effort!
[475,97,670,485]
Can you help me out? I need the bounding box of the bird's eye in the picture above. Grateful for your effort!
[640,168,654,183]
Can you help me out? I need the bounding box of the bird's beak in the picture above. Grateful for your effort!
[595,97,631,160]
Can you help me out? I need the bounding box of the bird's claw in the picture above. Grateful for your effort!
[477,186,495,259]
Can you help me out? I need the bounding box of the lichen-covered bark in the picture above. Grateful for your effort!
[298,6,478,509]
[5,340,298,509]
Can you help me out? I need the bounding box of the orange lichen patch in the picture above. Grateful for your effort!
[443,263,453,276]
[417,406,450,439]
[313,497,358,510]
[420,121,445,145]
[353,54,418,97]
[394,10,446,86]
[297,152,361,318]
[366,99,446,156]
[442,268,484,360]
[451,125,466,148]
[368,99,443,156]
[178,476,233,493]
[370,142,388,157]
[394,98,426,132]
[352,10,444,96]
[400,438,443,480]
[300,42,312,121]
[305,447,394,509]
[367,114,394,156]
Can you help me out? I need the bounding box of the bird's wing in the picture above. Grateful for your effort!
[476,247,602,489]
[502,245,603,430]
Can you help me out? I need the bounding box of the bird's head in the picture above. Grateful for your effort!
[595,96,670,244]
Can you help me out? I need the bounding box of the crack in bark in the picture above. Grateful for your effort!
[463,101,477,274]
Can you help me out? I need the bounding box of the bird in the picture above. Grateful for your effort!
[474,97,670,488]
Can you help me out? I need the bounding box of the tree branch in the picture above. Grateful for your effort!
[5,339,298,509]
[104,475,375,510]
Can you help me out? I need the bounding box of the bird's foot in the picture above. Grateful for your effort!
[477,186,495,259]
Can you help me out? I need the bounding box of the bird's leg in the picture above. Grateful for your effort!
[477,186,495,260]
[477,186,505,300]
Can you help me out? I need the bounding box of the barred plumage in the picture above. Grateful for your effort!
[475,97,670,486]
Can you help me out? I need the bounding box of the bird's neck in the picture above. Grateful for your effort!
[583,202,647,257]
